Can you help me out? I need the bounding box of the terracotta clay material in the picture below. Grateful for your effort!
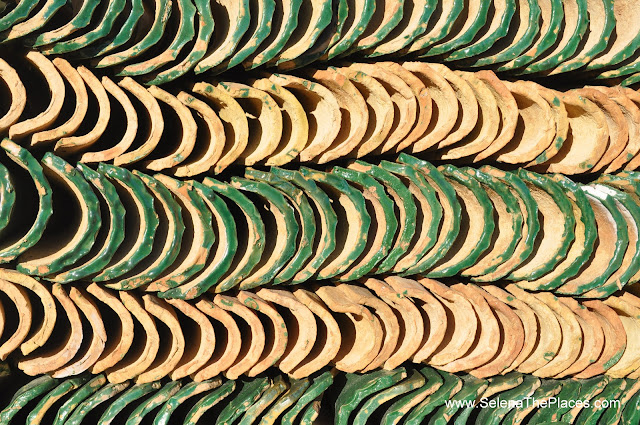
[597,87,640,173]
[0,58,26,133]
[602,296,640,378]
[0,279,31,360]
[524,84,569,167]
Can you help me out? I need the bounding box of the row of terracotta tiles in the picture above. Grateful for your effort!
[1,268,640,384]
[2,139,640,298]
[3,53,640,175]
[2,0,640,85]
[3,366,639,425]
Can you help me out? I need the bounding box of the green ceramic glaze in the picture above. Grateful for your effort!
[48,164,126,283]
[597,57,640,81]
[0,163,15,234]
[259,378,311,424]
[231,177,298,290]
[32,0,101,46]
[0,375,58,423]
[125,381,182,425]
[335,368,406,425]
[346,0,405,53]
[215,377,270,425]
[106,171,184,290]
[353,369,425,425]
[378,160,441,275]
[560,376,609,423]
[0,0,41,32]
[17,153,101,276]
[153,379,221,425]
[428,375,488,425]
[281,371,333,424]
[225,0,276,69]
[622,72,640,87]
[600,379,640,425]
[0,139,53,263]
[460,167,523,278]
[445,0,516,61]
[348,161,416,274]
[381,367,442,425]
[471,0,541,66]
[203,177,265,292]
[93,163,158,282]
[299,396,322,423]
[193,0,251,72]
[556,186,628,295]
[65,381,130,425]
[82,0,144,57]
[474,375,540,425]
[574,378,626,424]
[529,379,579,423]
[396,155,461,274]
[53,375,107,425]
[271,168,337,283]
[403,370,462,424]
[588,3,640,71]
[118,0,197,76]
[0,0,66,43]
[300,167,371,280]
[183,380,236,424]
[26,375,90,425]
[403,0,463,54]
[501,379,562,424]
[332,166,398,280]
[244,169,315,285]
[98,382,162,425]
[508,169,576,281]
[239,376,288,424]
[145,0,215,84]
[94,0,172,68]
[44,0,127,54]
[159,182,236,300]
[327,0,375,58]
[621,382,640,424]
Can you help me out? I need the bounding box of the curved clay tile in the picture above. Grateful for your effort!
[18,284,82,375]
[113,77,164,167]
[268,74,341,162]
[106,291,159,383]
[305,68,368,164]
[602,296,640,377]
[32,0,102,47]
[0,59,26,133]
[255,288,316,375]
[214,294,265,380]
[315,285,380,373]
[192,298,241,381]
[30,58,88,148]
[597,87,640,173]
[86,283,134,374]
[470,285,525,378]
[289,288,341,379]
[165,298,215,380]
[0,269,56,356]
[621,88,640,171]
[0,0,64,42]
[53,287,106,378]
[143,86,198,171]
[79,76,139,164]
[385,276,446,363]
[367,0,430,57]
[0,279,31,360]
[9,52,65,142]
[191,82,248,173]
[238,291,288,377]
[172,91,226,177]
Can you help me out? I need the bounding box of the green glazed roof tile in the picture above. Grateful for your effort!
[65,381,130,425]
[427,374,488,425]
[403,370,462,424]
[403,0,463,54]
[600,379,640,425]
[327,0,375,59]
[259,377,310,425]
[347,0,405,53]
[560,376,609,422]
[574,378,626,424]
[0,162,15,235]
[26,375,91,425]
[98,382,162,425]
[183,380,236,424]
[226,0,276,69]
[0,0,66,43]
[0,375,58,424]
[32,0,102,47]
[215,377,270,425]
[125,380,181,425]
[381,367,442,425]
[475,374,540,425]
[153,379,221,425]
[54,374,107,425]
[529,379,580,423]
[0,0,41,33]
[80,0,144,58]
[239,375,288,425]
[501,379,562,424]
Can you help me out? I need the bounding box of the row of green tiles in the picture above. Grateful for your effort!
[2,0,640,84]
[2,365,639,425]
[2,137,640,298]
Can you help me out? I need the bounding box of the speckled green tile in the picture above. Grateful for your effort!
[428,374,488,425]
[125,381,181,425]
[0,375,58,424]
[281,371,334,425]
[230,177,298,290]
[327,0,375,58]
[117,0,198,76]
[65,381,130,425]
[271,167,336,284]
[300,167,370,280]
[445,0,516,62]
[460,167,523,278]
[92,163,158,282]
[98,382,162,425]
[396,154,461,274]
[402,0,463,55]
[159,182,236,300]
[0,0,66,43]
[403,370,463,425]
[346,0,406,53]
[622,71,640,86]
[381,367,442,425]
[104,171,183,291]
[427,164,494,278]
[335,368,406,425]
[31,0,102,47]
[0,139,53,263]
[153,379,221,425]
[93,0,172,68]
[474,374,540,425]
[573,378,626,424]
[299,396,322,423]
[332,165,398,280]
[259,378,310,425]
[501,379,562,424]
[224,0,276,70]
[183,380,236,424]
[508,169,575,282]
[555,185,628,296]
[53,375,107,425]
[46,164,125,283]
[238,376,288,425]
[560,376,609,423]
[25,376,90,425]
[0,0,41,32]
[377,160,441,275]
[621,381,640,425]
[0,163,14,234]
[528,379,579,423]
[203,177,264,293]
[600,379,640,425]
[244,168,314,285]
[215,377,270,425]
[597,56,640,81]
[16,154,100,276]
[193,0,250,72]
